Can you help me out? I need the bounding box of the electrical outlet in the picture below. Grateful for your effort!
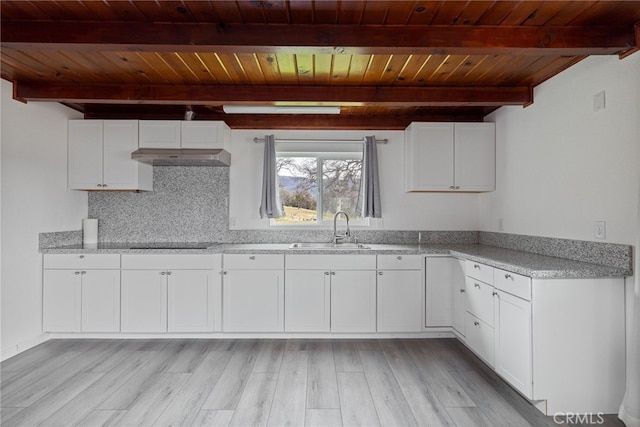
[594,221,606,239]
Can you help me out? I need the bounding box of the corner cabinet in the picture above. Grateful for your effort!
[68,120,153,191]
[404,122,495,192]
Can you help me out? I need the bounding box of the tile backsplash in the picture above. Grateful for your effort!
[89,166,229,242]
[87,166,478,245]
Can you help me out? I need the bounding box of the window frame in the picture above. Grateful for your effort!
[270,147,370,228]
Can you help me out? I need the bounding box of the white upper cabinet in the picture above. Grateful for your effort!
[404,122,495,192]
[139,120,230,149]
[181,121,230,150]
[68,120,152,191]
[138,120,181,148]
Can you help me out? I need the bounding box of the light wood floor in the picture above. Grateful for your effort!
[0,338,625,427]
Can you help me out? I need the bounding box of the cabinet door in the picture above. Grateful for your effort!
[68,120,103,190]
[223,270,284,332]
[425,257,453,327]
[404,122,454,191]
[139,120,181,148]
[451,258,467,336]
[181,121,229,149]
[465,277,495,326]
[285,270,330,332]
[465,312,495,367]
[43,270,82,332]
[331,271,377,332]
[454,123,495,191]
[121,270,167,332]
[167,270,219,332]
[495,290,532,398]
[81,270,120,332]
[103,120,151,191]
[377,270,422,332]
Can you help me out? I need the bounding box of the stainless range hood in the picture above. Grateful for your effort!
[131,148,231,167]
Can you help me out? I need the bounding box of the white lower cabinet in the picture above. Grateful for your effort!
[285,254,377,333]
[222,254,284,332]
[465,312,495,367]
[121,270,167,333]
[377,254,422,332]
[425,256,455,327]
[450,258,466,336]
[43,254,120,333]
[120,254,221,333]
[223,269,284,332]
[494,288,532,398]
[330,270,377,333]
[285,270,330,332]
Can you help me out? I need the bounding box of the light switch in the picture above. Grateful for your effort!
[594,90,606,112]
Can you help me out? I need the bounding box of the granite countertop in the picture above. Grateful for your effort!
[40,242,631,279]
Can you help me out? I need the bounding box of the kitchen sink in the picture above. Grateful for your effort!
[288,242,370,250]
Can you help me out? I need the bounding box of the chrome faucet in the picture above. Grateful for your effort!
[332,211,351,244]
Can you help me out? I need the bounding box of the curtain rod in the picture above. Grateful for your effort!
[253,137,388,144]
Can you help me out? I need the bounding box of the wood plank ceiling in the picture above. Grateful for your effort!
[2,1,639,129]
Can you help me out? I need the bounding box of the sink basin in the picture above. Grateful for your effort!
[289,242,370,250]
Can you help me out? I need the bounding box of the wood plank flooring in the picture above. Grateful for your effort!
[0,338,625,427]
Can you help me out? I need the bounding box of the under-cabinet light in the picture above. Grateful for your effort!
[222,105,341,114]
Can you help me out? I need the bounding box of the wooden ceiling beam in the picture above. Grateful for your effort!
[15,82,532,106]
[1,21,635,56]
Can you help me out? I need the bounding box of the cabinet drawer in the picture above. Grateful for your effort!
[44,254,120,269]
[377,254,421,270]
[465,312,495,367]
[286,254,376,270]
[465,276,495,326]
[224,254,284,270]
[465,260,494,283]
[121,254,220,270]
[494,268,531,301]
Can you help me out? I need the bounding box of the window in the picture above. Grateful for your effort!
[272,143,367,226]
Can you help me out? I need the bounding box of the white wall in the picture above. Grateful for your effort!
[229,129,479,230]
[479,55,640,245]
[1,79,86,360]
[479,54,640,421]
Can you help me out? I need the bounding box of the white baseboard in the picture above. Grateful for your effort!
[48,331,455,340]
[1,333,50,362]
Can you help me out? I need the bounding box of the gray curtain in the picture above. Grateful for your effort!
[358,135,382,218]
[259,134,284,219]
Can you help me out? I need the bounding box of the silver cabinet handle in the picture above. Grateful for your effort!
[249,256,256,260]
[160,271,166,275]
[96,184,102,188]
[474,264,480,269]
[460,289,465,293]
[397,256,402,260]
[331,271,336,276]
[81,271,86,275]
[102,184,107,188]
[166,271,172,275]
[74,271,80,275]
[474,321,480,326]
[324,271,330,275]
[378,271,383,276]
[449,185,455,189]
[223,271,227,275]
[505,273,512,279]
[492,291,498,296]
[474,283,480,288]
[79,255,85,259]
[455,186,460,190]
